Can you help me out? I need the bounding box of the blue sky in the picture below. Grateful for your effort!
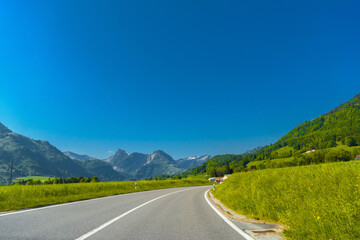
[0,1,359,159]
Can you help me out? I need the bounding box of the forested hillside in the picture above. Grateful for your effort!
[258,93,360,158]
[188,93,360,177]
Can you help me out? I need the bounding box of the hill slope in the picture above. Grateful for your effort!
[188,93,360,176]
[263,93,360,154]
[0,123,126,184]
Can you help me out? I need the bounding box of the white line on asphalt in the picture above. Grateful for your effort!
[0,186,207,217]
[0,190,146,217]
[75,188,190,240]
[204,190,255,240]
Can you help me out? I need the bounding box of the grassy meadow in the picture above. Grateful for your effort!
[0,179,211,212]
[16,176,55,181]
[245,145,360,171]
[213,161,360,240]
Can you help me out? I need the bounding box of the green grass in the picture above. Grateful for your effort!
[272,146,294,158]
[213,161,360,240]
[16,176,55,181]
[246,145,360,171]
[0,179,211,212]
[329,144,360,152]
[186,173,209,180]
[246,157,295,168]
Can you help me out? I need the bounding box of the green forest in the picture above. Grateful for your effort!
[188,93,360,177]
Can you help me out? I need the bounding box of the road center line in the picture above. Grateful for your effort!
[204,190,255,240]
[74,188,190,240]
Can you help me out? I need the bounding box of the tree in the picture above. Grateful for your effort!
[325,149,351,163]
[345,137,357,147]
[90,176,100,182]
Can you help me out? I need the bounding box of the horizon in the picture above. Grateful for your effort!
[1,92,358,160]
[1,1,360,159]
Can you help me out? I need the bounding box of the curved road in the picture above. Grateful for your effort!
[0,186,249,240]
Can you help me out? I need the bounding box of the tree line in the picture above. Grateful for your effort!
[13,176,100,185]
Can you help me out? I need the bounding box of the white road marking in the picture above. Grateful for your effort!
[204,189,255,240]
[0,190,146,217]
[0,186,206,217]
[74,188,190,240]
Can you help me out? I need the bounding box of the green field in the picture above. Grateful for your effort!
[246,157,295,169]
[328,144,360,152]
[245,144,360,171]
[213,161,360,240]
[16,176,55,181]
[0,179,211,212]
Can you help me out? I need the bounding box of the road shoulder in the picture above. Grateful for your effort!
[206,189,286,240]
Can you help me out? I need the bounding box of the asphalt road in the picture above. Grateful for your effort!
[0,186,249,240]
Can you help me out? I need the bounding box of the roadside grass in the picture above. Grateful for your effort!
[186,173,208,180]
[16,176,55,182]
[213,161,360,240]
[0,179,211,212]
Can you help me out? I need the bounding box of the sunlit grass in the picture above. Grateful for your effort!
[213,161,360,240]
[0,179,211,212]
[16,176,55,181]
[246,157,295,168]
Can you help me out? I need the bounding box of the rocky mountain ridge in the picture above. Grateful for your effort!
[0,123,127,185]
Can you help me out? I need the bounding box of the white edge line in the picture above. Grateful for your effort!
[204,189,255,240]
[0,190,144,217]
[0,186,209,217]
[75,188,189,240]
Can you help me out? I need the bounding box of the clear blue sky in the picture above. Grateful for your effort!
[0,1,359,159]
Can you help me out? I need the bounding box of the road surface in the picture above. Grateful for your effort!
[0,186,251,240]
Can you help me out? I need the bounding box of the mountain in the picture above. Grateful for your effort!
[0,123,11,135]
[187,93,360,176]
[104,149,184,179]
[135,150,184,179]
[76,159,130,181]
[64,151,98,161]
[105,149,146,174]
[0,123,127,184]
[243,146,264,155]
[62,151,130,181]
[175,155,211,169]
[259,93,360,155]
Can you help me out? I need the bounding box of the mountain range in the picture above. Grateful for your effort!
[3,93,358,184]
[0,122,210,185]
[0,123,129,185]
[67,149,210,180]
